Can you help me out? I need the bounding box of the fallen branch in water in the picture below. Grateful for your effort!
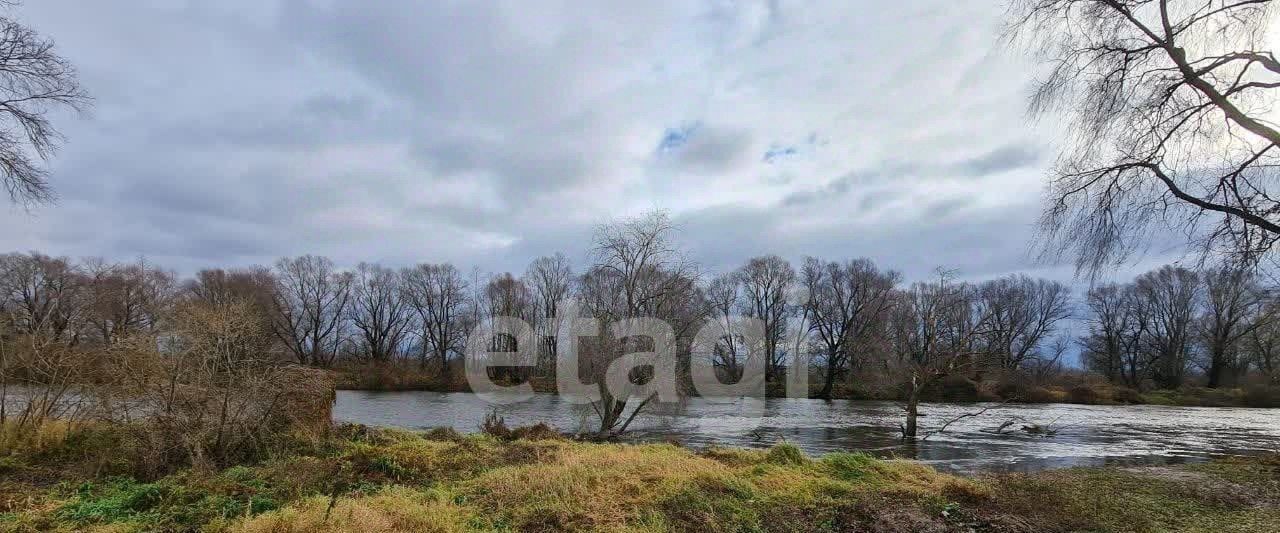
[984,415,1066,437]
[920,401,1008,441]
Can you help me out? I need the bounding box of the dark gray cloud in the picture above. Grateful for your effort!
[654,123,756,174]
[955,144,1042,177]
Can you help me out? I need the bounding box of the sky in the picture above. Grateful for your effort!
[0,0,1181,284]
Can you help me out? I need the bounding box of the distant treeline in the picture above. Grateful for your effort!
[3,215,1278,412]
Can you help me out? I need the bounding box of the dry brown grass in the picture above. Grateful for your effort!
[470,443,728,531]
[231,487,469,533]
[2,425,1277,532]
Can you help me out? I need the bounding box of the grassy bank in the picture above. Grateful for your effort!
[0,424,1276,532]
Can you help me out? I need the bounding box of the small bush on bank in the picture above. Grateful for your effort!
[421,427,464,442]
[993,380,1061,403]
[479,410,564,442]
[936,375,982,402]
[479,409,509,440]
[766,443,805,466]
[1141,386,1249,407]
[1242,385,1280,408]
[1110,387,1144,404]
[1068,385,1100,404]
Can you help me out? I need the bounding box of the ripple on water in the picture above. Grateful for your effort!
[333,391,1280,473]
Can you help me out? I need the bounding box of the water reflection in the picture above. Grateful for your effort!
[334,391,1280,473]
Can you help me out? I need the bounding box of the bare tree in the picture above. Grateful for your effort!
[480,272,534,380]
[0,1,90,205]
[0,252,86,424]
[1029,336,1071,384]
[975,275,1073,371]
[82,258,177,346]
[0,252,82,341]
[185,266,277,346]
[801,257,899,400]
[577,210,707,437]
[270,255,352,367]
[1083,283,1135,383]
[1199,264,1271,387]
[100,299,333,473]
[349,263,411,363]
[186,267,276,309]
[1245,302,1280,383]
[401,263,471,373]
[1008,0,1280,273]
[737,255,795,383]
[705,273,745,381]
[1134,265,1200,388]
[887,271,988,439]
[524,253,573,377]
[1118,284,1156,388]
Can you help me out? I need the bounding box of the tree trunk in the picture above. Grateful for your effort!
[903,393,919,439]
[817,351,837,400]
[1206,344,1227,388]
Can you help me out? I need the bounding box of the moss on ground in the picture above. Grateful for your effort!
[0,424,1275,532]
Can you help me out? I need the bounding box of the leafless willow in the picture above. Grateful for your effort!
[801,257,899,400]
[270,255,353,367]
[0,1,89,205]
[737,255,796,383]
[401,262,471,372]
[975,275,1073,370]
[1007,0,1280,274]
[525,253,574,377]
[577,211,708,437]
[887,270,990,439]
[349,263,411,363]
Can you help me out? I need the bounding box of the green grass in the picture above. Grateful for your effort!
[0,424,1275,532]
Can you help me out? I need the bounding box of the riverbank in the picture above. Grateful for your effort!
[332,363,1280,408]
[0,423,1276,532]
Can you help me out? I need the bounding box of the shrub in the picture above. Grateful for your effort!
[1242,385,1280,408]
[766,443,805,466]
[480,409,511,440]
[937,375,982,402]
[333,361,454,392]
[1110,387,1143,404]
[1068,385,1100,404]
[508,423,563,441]
[422,427,464,442]
[995,381,1060,403]
[90,300,337,477]
[479,411,561,442]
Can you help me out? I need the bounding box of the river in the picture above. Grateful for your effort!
[334,390,1280,473]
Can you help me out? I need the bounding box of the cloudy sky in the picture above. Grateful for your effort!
[0,0,1174,282]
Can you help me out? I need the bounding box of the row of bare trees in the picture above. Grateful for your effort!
[1083,264,1280,389]
[11,236,1278,397]
[7,212,1280,439]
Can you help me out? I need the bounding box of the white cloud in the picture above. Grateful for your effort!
[3,0,1087,283]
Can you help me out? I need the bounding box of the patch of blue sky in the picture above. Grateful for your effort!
[763,131,826,163]
[657,122,702,153]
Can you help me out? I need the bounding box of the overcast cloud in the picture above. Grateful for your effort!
[0,0,1172,284]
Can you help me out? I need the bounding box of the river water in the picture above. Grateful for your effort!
[334,390,1280,473]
